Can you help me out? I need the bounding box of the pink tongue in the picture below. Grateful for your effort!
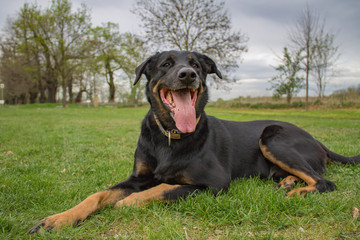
[171,90,196,133]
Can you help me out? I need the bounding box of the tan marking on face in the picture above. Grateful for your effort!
[151,79,170,116]
[115,183,181,207]
[152,79,162,94]
[195,80,205,109]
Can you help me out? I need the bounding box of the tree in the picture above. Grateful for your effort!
[0,5,46,104]
[46,0,92,107]
[91,24,148,104]
[91,22,123,103]
[117,32,148,105]
[133,0,248,83]
[289,4,339,109]
[14,3,58,103]
[1,0,149,105]
[269,48,304,104]
[1,0,92,106]
[311,29,339,99]
[0,37,34,104]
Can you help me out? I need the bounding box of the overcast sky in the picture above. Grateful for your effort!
[1,0,359,100]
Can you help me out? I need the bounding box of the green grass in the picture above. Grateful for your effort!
[0,105,359,239]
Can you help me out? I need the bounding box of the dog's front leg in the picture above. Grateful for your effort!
[28,188,128,233]
[28,174,158,234]
[115,184,206,207]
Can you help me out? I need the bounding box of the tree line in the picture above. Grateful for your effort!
[0,0,339,107]
[0,0,147,106]
[0,0,248,107]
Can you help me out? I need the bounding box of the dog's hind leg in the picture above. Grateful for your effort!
[276,175,300,190]
[259,125,337,197]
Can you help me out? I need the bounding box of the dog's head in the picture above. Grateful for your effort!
[134,51,222,133]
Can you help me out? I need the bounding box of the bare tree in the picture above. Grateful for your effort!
[133,0,248,83]
[289,4,339,108]
[311,29,339,99]
[289,4,319,110]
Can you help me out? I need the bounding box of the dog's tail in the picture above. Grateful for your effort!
[318,141,360,165]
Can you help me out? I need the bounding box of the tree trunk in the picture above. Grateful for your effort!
[39,79,46,103]
[305,47,310,111]
[75,90,86,103]
[286,93,292,104]
[108,72,115,103]
[46,80,57,103]
[29,92,38,104]
[68,77,73,103]
[61,73,68,108]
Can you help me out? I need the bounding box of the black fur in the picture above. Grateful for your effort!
[110,50,360,198]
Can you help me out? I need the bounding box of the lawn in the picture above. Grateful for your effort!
[0,105,359,239]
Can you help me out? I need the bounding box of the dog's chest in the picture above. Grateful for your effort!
[152,148,195,184]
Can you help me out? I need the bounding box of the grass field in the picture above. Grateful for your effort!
[1,105,359,239]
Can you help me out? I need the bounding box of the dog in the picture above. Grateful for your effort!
[29,50,360,233]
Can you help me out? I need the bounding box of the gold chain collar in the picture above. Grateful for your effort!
[153,113,201,146]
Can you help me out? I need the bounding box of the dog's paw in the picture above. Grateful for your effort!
[276,176,300,190]
[276,181,296,190]
[28,212,81,234]
[286,186,317,198]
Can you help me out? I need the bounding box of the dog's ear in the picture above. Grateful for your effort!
[133,56,152,86]
[199,54,223,79]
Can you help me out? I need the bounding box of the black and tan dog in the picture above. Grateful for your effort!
[29,51,360,233]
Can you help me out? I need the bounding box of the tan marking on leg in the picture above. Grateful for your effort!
[325,156,330,165]
[30,189,126,232]
[287,185,317,197]
[259,139,318,197]
[259,140,317,186]
[115,183,181,207]
[276,175,301,190]
[175,173,193,185]
[135,162,151,176]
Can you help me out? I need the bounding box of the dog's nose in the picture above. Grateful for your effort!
[178,68,197,85]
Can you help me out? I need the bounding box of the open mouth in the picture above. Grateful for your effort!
[160,88,198,133]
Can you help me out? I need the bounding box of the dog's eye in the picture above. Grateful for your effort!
[161,62,171,68]
[191,63,199,69]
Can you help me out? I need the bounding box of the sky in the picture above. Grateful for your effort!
[1,0,359,101]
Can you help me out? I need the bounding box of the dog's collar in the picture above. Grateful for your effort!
[153,113,201,146]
